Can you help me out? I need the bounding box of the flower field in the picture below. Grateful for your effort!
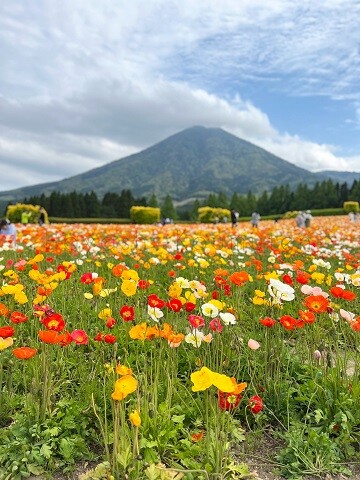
[0,217,359,479]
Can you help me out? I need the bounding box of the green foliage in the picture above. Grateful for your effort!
[130,206,160,224]
[197,206,230,223]
[5,203,48,224]
[343,201,359,213]
[0,399,95,478]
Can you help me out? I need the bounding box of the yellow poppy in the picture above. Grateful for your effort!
[190,367,214,392]
[129,410,141,427]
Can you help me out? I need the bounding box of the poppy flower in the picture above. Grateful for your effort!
[298,310,315,324]
[0,303,10,317]
[104,334,117,344]
[259,316,276,327]
[304,295,329,313]
[295,271,311,284]
[218,391,242,410]
[129,410,141,427]
[70,329,89,345]
[166,298,182,312]
[12,347,37,359]
[0,326,15,338]
[38,330,64,344]
[209,317,223,332]
[279,315,297,330]
[42,313,66,331]
[10,311,28,324]
[248,395,263,414]
[111,375,137,401]
[147,294,165,308]
[106,317,117,328]
[191,431,204,442]
[138,279,150,289]
[184,302,196,312]
[0,337,14,351]
[80,272,94,284]
[120,305,135,322]
[188,315,205,328]
[228,271,249,286]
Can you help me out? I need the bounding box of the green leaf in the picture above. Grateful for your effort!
[39,444,52,459]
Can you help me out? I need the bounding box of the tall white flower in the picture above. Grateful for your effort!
[268,279,295,303]
[147,305,164,323]
[201,302,219,318]
[185,329,204,348]
[219,312,237,325]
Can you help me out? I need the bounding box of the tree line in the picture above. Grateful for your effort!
[22,179,360,220]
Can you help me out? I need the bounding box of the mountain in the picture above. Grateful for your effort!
[315,170,360,184]
[0,126,358,206]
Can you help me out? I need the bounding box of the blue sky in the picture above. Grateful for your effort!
[0,0,359,191]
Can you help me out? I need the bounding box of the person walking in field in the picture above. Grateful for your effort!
[251,212,260,228]
[231,209,239,227]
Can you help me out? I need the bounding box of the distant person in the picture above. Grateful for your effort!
[230,209,239,227]
[38,208,46,226]
[348,212,355,222]
[21,211,31,224]
[0,219,17,246]
[295,211,305,228]
[304,210,313,228]
[251,212,260,228]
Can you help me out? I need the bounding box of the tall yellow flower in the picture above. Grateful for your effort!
[111,375,137,401]
[129,410,141,427]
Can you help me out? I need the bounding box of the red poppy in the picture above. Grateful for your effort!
[209,317,223,332]
[106,317,117,328]
[279,315,297,331]
[223,284,231,296]
[59,331,73,346]
[0,326,15,338]
[120,305,135,322]
[188,315,205,328]
[42,313,66,332]
[282,274,293,285]
[12,347,37,359]
[10,311,28,324]
[147,294,165,308]
[259,317,276,328]
[166,298,182,312]
[94,332,104,341]
[104,334,117,344]
[80,272,94,284]
[184,302,196,312]
[71,329,89,345]
[295,271,311,285]
[330,286,356,301]
[248,395,263,414]
[138,279,150,289]
[218,391,242,410]
[304,295,329,313]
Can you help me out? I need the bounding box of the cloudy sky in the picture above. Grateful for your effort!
[1,0,360,192]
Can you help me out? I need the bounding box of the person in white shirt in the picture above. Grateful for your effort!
[0,219,17,246]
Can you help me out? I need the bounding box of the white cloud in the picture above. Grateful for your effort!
[0,0,359,191]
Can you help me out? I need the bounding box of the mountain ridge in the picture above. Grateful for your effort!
[1,126,359,205]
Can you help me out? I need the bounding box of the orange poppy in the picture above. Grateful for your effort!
[304,295,329,313]
[38,330,64,344]
[12,347,37,359]
[0,326,15,338]
[298,310,315,324]
[0,303,10,317]
[10,311,28,324]
[191,430,204,442]
[228,271,249,286]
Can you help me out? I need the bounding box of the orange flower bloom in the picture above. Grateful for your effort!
[111,375,137,401]
[298,310,315,324]
[10,311,28,324]
[304,295,329,313]
[191,430,204,442]
[12,347,37,359]
[38,330,64,344]
[228,271,249,286]
[112,264,128,277]
[42,313,66,331]
[0,303,10,317]
[129,322,148,340]
[0,326,15,338]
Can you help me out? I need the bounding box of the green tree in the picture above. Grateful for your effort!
[148,194,159,207]
[161,195,177,220]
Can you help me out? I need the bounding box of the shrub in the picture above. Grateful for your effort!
[6,203,49,224]
[343,201,359,213]
[198,206,230,223]
[130,206,160,224]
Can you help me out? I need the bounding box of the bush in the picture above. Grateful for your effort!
[343,201,359,213]
[6,203,49,224]
[198,206,230,223]
[130,206,160,224]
